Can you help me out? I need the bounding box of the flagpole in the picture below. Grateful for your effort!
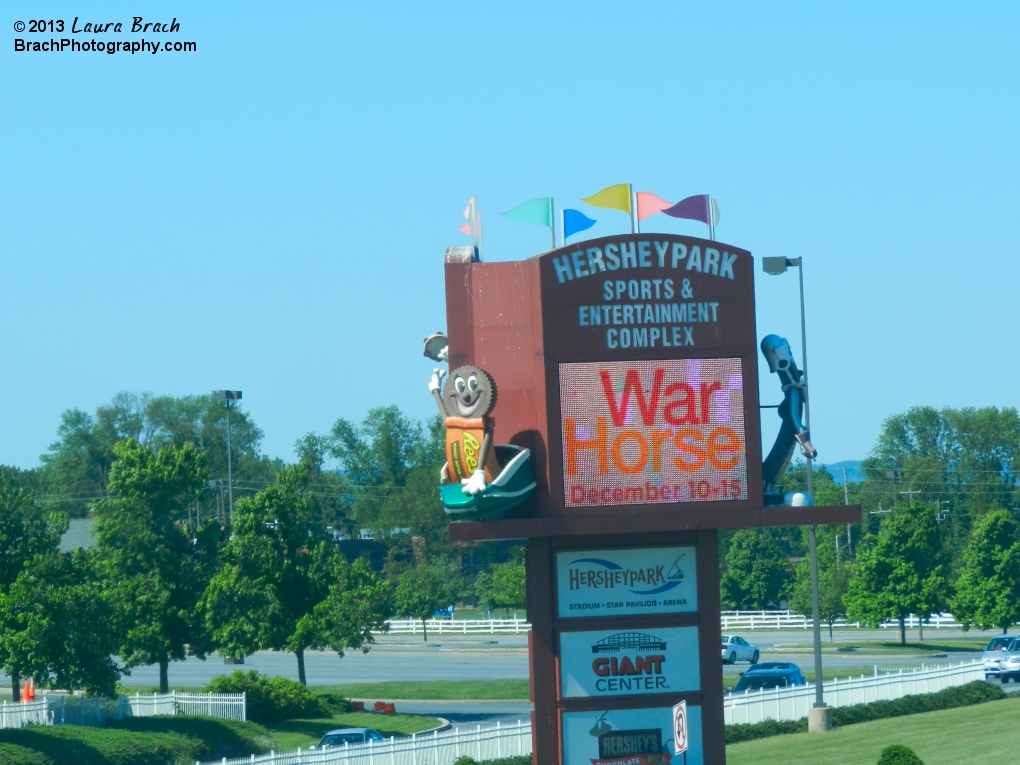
[550,198,557,250]
[561,208,565,245]
[707,196,715,241]
[630,184,637,234]
[476,209,484,261]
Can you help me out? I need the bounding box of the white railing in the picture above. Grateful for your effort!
[196,720,532,765]
[724,660,984,725]
[0,691,245,729]
[386,617,530,634]
[131,691,247,721]
[386,611,969,635]
[720,610,964,631]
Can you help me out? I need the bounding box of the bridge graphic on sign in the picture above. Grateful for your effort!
[590,632,667,654]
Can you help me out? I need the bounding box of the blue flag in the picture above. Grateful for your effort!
[563,209,596,239]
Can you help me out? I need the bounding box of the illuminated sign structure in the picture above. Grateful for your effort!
[560,358,747,508]
[441,233,862,765]
[559,626,700,698]
[561,705,704,765]
[556,546,697,618]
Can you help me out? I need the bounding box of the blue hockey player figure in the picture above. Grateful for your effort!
[761,334,817,506]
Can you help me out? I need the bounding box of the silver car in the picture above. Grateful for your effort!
[721,635,760,665]
[997,639,1020,683]
[983,635,1014,679]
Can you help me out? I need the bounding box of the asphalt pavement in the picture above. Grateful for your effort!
[0,627,999,693]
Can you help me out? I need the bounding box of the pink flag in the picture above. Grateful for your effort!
[459,221,471,236]
[636,192,672,222]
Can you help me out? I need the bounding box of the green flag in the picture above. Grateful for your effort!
[500,197,553,228]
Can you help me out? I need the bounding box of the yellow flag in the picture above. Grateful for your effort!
[581,184,632,214]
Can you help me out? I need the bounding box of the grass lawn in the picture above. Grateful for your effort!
[727,695,1020,765]
[265,711,441,750]
[311,680,530,700]
[769,637,987,656]
[723,664,965,693]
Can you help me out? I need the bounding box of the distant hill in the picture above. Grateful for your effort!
[821,460,864,484]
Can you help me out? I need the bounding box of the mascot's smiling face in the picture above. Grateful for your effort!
[444,365,497,418]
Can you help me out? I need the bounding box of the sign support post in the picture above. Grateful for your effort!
[441,233,860,763]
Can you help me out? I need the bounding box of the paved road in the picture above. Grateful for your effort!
[388,701,532,729]
[3,628,994,690]
[117,636,530,688]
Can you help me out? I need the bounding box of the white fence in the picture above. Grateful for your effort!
[720,610,964,631]
[130,691,247,721]
[0,691,246,730]
[386,617,529,635]
[723,660,985,725]
[387,612,968,635]
[197,720,532,765]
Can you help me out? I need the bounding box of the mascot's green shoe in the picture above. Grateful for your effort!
[441,445,537,520]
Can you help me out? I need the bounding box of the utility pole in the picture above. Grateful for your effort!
[900,489,922,504]
[843,466,852,555]
[213,391,242,525]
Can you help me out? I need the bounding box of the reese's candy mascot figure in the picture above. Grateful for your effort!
[429,364,501,496]
[761,334,817,505]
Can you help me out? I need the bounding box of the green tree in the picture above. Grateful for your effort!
[203,466,391,684]
[845,503,950,644]
[40,392,278,520]
[327,408,448,555]
[0,549,121,697]
[394,562,457,641]
[475,549,526,615]
[0,476,70,698]
[860,406,1020,550]
[952,510,1020,633]
[92,440,217,693]
[790,532,851,641]
[720,529,791,610]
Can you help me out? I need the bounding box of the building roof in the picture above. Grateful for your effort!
[58,518,96,554]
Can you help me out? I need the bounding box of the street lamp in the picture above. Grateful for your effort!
[212,390,242,525]
[761,256,831,731]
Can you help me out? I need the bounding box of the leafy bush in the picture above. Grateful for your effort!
[453,758,532,765]
[725,680,1006,744]
[830,681,1004,727]
[725,718,807,743]
[877,744,924,765]
[316,692,355,714]
[0,717,275,765]
[204,670,329,723]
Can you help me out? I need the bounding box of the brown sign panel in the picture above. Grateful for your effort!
[444,233,859,542]
[539,235,756,359]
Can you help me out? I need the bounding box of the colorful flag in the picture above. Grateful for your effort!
[500,197,553,228]
[636,192,672,222]
[459,196,477,236]
[563,209,596,239]
[662,194,710,224]
[581,184,632,214]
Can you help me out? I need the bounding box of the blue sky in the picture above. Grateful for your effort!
[2,1,1017,468]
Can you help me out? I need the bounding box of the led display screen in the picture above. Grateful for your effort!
[560,358,748,508]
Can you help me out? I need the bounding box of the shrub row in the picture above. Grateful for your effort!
[725,680,1007,744]
[204,670,351,724]
[454,757,533,765]
[0,716,276,765]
